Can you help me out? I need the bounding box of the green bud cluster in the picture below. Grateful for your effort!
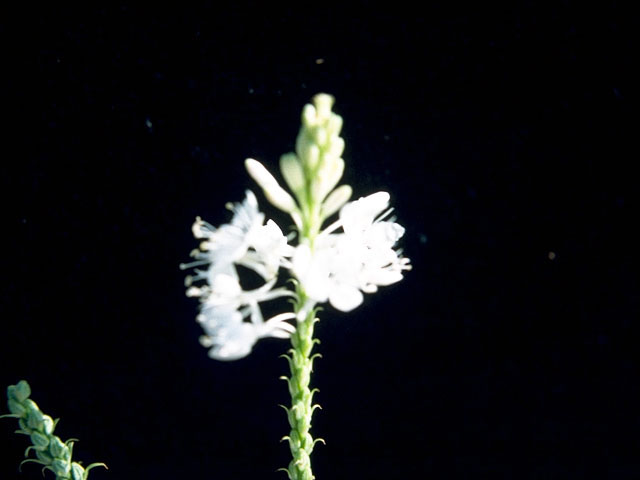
[280,93,352,241]
[1,380,106,480]
[279,295,324,480]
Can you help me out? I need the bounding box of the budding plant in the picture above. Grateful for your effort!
[1,380,106,480]
[181,94,411,479]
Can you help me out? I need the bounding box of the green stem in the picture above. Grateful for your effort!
[282,294,321,480]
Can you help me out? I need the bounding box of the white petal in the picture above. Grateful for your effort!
[366,268,404,286]
[229,191,262,233]
[253,219,289,255]
[367,222,405,248]
[197,304,242,329]
[291,244,312,281]
[208,321,258,361]
[329,283,364,312]
[260,312,297,338]
[292,244,331,302]
[209,342,253,361]
[209,273,242,299]
[340,192,390,234]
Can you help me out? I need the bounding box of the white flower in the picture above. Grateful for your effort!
[338,192,410,289]
[182,191,291,283]
[182,191,296,360]
[196,273,295,361]
[292,236,368,312]
[292,192,411,312]
[240,219,294,280]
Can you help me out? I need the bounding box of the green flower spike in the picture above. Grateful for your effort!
[1,380,107,480]
[278,292,325,480]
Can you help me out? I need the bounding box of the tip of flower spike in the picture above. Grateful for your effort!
[8,380,31,402]
[313,93,335,119]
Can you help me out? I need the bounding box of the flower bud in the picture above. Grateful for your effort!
[299,411,310,432]
[321,185,352,219]
[312,93,334,121]
[312,126,327,147]
[298,369,310,387]
[25,400,44,430]
[19,418,29,432]
[245,159,298,213]
[49,436,68,458]
[327,113,343,137]
[301,104,316,128]
[15,380,31,401]
[313,156,344,202]
[289,429,301,449]
[306,144,320,171]
[35,448,53,464]
[280,153,305,195]
[30,430,50,450]
[71,463,85,480]
[52,458,71,477]
[61,444,72,462]
[42,414,55,435]
[8,398,26,417]
[293,401,305,421]
[296,134,320,171]
[327,135,345,159]
[8,380,31,402]
[297,448,312,469]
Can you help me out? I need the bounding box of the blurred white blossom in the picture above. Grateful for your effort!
[181,191,294,360]
[195,274,295,360]
[292,192,411,312]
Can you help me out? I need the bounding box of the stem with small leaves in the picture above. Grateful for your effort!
[280,289,323,480]
[1,380,106,480]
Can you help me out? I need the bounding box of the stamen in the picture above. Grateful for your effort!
[318,219,342,238]
[179,259,210,270]
[376,207,395,222]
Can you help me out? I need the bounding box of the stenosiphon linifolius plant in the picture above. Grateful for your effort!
[1,380,106,480]
[181,94,411,479]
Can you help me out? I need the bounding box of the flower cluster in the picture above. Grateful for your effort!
[293,191,411,312]
[1,380,106,480]
[182,94,411,360]
[180,191,296,360]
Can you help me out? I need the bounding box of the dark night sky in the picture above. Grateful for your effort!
[0,3,636,479]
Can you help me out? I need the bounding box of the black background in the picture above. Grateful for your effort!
[1,3,636,479]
